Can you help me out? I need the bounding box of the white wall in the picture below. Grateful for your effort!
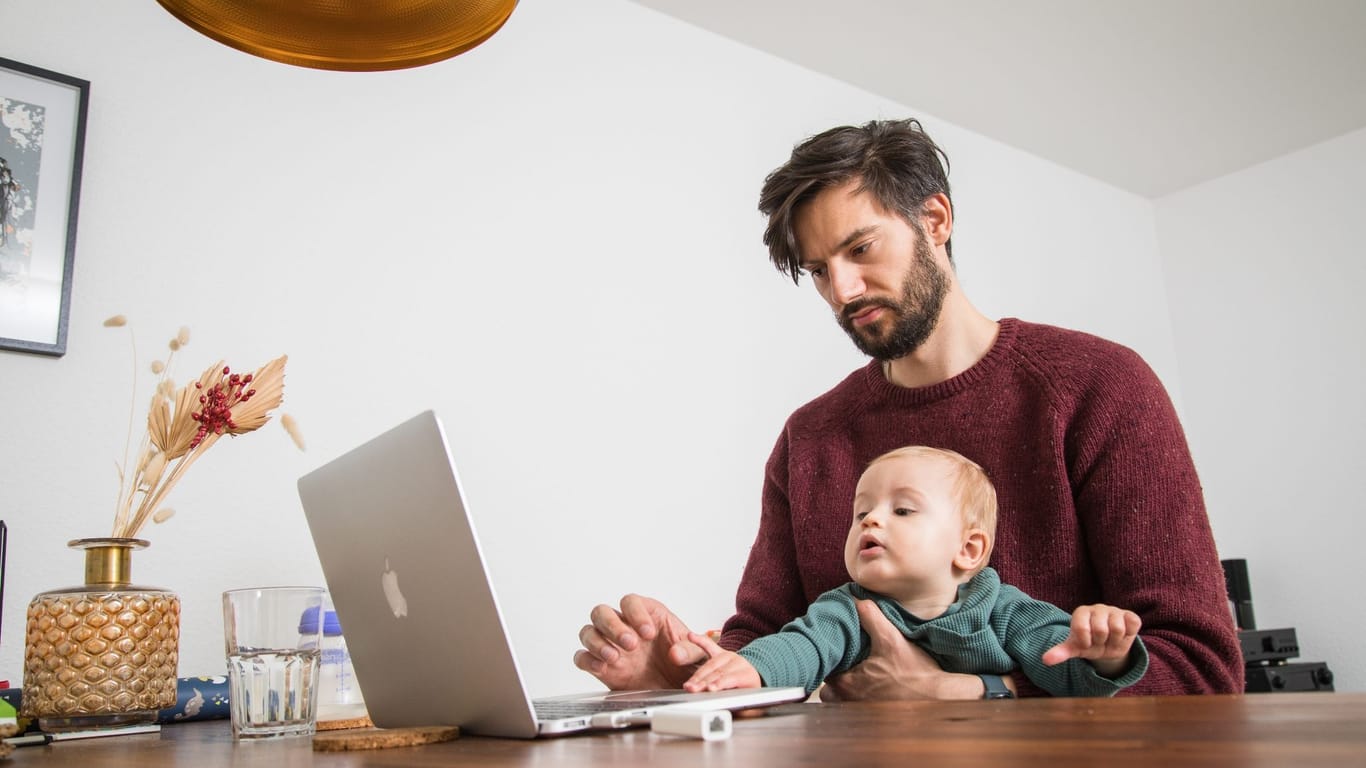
[1158,127,1366,693]
[2,0,1182,698]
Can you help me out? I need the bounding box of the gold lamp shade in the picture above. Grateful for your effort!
[155,0,519,72]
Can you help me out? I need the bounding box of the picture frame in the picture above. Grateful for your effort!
[0,57,90,357]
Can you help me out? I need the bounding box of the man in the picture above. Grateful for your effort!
[574,119,1242,698]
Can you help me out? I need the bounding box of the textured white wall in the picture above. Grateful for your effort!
[2,0,1184,698]
[1157,127,1366,693]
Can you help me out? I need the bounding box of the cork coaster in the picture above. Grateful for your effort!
[317,715,374,731]
[312,725,460,751]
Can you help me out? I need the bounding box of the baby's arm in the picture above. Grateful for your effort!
[682,632,762,692]
[1041,604,1142,678]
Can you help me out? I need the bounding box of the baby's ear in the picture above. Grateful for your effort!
[954,528,990,572]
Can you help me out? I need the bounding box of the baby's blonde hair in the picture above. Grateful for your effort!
[865,445,998,566]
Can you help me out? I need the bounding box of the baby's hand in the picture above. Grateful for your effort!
[1041,604,1141,677]
[682,632,762,692]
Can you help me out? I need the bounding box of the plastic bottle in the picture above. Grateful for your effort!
[298,607,368,721]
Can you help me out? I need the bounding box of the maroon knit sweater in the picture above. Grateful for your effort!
[719,318,1243,696]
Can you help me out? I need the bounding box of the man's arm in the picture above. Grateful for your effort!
[1064,346,1242,695]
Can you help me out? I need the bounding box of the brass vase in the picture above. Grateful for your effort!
[21,538,181,732]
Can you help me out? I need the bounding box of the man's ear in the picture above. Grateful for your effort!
[920,192,953,247]
[953,528,989,573]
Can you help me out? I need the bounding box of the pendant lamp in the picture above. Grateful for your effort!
[155,0,519,72]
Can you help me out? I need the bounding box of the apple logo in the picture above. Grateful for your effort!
[381,557,408,618]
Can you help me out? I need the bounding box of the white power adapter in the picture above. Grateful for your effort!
[651,709,732,741]
[588,708,733,741]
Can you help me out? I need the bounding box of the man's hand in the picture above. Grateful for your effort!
[683,632,762,692]
[572,594,707,690]
[1041,604,1141,678]
[822,599,988,701]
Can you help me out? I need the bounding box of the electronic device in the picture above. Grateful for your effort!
[298,410,806,738]
[1222,559,1334,694]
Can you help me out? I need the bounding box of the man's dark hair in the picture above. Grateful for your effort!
[759,118,953,284]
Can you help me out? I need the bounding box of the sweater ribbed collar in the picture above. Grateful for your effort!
[860,317,1020,406]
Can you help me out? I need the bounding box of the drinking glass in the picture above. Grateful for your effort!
[222,586,326,739]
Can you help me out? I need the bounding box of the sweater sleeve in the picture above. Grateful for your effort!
[719,429,817,651]
[995,585,1149,697]
[736,587,866,695]
[1058,344,1242,695]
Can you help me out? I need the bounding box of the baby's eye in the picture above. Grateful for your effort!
[854,511,868,521]
[893,507,914,516]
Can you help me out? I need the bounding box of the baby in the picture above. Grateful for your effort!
[684,445,1148,698]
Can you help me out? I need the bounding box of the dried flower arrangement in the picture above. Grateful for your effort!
[103,315,305,538]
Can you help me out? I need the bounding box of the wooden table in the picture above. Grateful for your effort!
[11,693,1365,767]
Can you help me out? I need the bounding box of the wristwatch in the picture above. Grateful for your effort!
[979,674,1014,700]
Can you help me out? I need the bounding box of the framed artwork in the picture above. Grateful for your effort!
[0,57,90,357]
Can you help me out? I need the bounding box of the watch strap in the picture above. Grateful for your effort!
[979,673,1014,699]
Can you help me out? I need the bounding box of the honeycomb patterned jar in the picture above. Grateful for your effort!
[21,538,180,732]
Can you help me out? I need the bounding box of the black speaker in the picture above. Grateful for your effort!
[1244,662,1335,693]
[1221,558,1334,694]
[1222,558,1256,630]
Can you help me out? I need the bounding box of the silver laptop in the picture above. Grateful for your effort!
[297,410,805,738]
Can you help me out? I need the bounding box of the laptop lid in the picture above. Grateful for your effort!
[298,410,804,738]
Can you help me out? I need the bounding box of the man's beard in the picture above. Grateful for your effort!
[836,229,949,361]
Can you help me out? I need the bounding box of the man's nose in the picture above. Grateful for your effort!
[827,260,866,308]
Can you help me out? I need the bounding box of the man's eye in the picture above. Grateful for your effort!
[807,265,826,278]
[851,242,870,257]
